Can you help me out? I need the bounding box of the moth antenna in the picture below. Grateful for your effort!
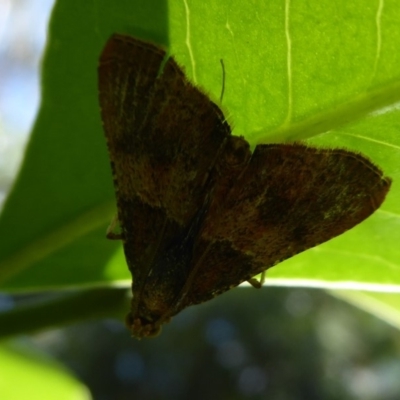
[220,59,225,103]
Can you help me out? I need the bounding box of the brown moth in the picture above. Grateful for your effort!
[98,34,391,338]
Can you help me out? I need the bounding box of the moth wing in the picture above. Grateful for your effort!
[180,143,391,307]
[98,34,230,285]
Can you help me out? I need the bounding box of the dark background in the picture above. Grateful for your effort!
[29,287,400,400]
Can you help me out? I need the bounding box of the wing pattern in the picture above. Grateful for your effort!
[98,34,391,337]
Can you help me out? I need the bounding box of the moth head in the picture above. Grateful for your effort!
[125,312,162,339]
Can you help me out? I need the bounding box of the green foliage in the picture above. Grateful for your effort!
[0,0,400,338]
[0,342,89,400]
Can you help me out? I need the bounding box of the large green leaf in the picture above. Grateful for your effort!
[0,0,399,332]
[0,341,90,400]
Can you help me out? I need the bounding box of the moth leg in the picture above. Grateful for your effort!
[247,271,267,289]
[106,213,123,240]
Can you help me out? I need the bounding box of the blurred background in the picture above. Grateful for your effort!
[1,1,400,399]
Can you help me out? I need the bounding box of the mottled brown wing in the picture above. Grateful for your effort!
[98,34,231,291]
[99,34,391,338]
[176,141,391,309]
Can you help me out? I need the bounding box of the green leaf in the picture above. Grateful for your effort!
[0,341,90,400]
[0,0,399,333]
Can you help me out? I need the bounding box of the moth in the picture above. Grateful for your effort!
[98,34,391,338]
